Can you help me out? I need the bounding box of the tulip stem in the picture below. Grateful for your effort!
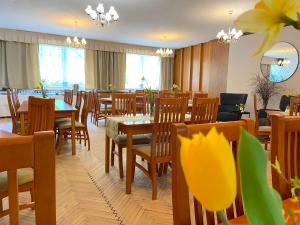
[217,211,231,225]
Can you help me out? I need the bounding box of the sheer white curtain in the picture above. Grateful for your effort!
[39,44,85,88]
[125,53,161,90]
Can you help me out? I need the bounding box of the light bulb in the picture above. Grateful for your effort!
[91,11,98,20]
[85,5,93,14]
[113,13,119,21]
[66,37,72,44]
[81,38,87,45]
[73,36,79,43]
[106,12,112,22]
[97,3,104,14]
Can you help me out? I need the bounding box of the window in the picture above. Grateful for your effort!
[125,53,161,90]
[39,44,85,88]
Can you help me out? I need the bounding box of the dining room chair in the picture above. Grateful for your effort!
[56,92,91,153]
[93,91,111,126]
[289,97,300,116]
[271,115,300,200]
[135,90,145,114]
[0,131,56,225]
[159,90,172,98]
[12,89,20,111]
[64,89,73,105]
[110,93,152,179]
[131,97,188,200]
[175,92,190,99]
[253,95,271,150]
[171,119,255,225]
[26,97,55,135]
[193,92,209,99]
[191,97,219,124]
[6,89,21,134]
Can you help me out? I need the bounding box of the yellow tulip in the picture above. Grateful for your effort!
[235,0,300,56]
[179,127,237,211]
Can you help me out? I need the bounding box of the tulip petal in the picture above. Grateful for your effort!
[253,23,284,56]
[235,9,274,33]
[283,0,300,20]
[179,129,237,212]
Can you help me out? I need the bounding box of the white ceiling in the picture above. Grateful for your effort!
[0,0,257,49]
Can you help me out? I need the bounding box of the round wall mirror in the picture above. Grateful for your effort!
[260,42,299,83]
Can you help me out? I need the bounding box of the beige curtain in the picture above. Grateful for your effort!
[92,50,126,90]
[160,57,174,90]
[0,40,40,89]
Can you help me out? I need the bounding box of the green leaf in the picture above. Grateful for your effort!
[238,129,285,225]
[271,157,282,175]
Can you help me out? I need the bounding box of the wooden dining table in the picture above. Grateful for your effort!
[17,99,78,155]
[105,114,191,194]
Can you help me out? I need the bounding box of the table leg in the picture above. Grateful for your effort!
[71,111,76,155]
[126,131,133,194]
[105,134,110,173]
[20,113,25,135]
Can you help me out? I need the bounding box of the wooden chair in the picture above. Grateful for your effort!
[112,93,136,115]
[64,90,73,105]
[160,90,172,98]
[110,93,151,178]
[0,131,56,225]
[194,92,209,99]
[253,95,271,149]
[135,91,145,114]
[12,89,20,111]
[131,97,188,199]
[289,97,300,116]
[74,91,83,121]
[191,97,219,124]
[26,97,55,135]
[271,115,300,200]
[171,119,255,225]
[56,92,91,153]
[6,89,21,134]
[93,91,111,126]
[176,92,190,99]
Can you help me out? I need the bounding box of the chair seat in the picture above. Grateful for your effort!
[133,144,151,157]
[116,134,152,146]
[0,168,34,192]
[56,119,85,129]
[258,126,271,133]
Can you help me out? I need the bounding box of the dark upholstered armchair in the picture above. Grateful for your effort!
[217,93,248,122]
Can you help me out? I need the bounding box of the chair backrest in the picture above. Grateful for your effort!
[271,115,300,199]
[160,90,172,98]
[75,91,83,121]
[111,93,136,116]
[64,90,73,105]
[12,89,20,110]
[279,95,290,111]
[176,92,190,99]
[80,92,92,126]
[27,97,55,135]
[151,97,188,159]
[253,95,260,129]
[0,131,56,225]
[191,97,219,124]
[194,92,208,99]
[6,89,18,133]
[289,97,300,116]
[171,119,255,225]
[135,89,145,95]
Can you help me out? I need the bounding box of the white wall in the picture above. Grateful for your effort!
[227,26,300,118]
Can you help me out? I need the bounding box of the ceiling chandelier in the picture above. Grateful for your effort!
[66,21,87,48]
[85,3,119,27]
[156,48,174,57]
[216,10,243,44]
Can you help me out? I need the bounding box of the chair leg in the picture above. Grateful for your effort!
[132,154,136,182]
[158,163,164,177]
[163,163,168,174]
[57,132,63,155]
[86,130,91,151]
[111,141,115,166]
[151,163,158,200]
[30,187,35,209]
[118,145,124,179]
[264,142,268,150]
[0,198,3,212]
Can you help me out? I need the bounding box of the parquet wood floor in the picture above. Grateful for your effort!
[0,118,173,225]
